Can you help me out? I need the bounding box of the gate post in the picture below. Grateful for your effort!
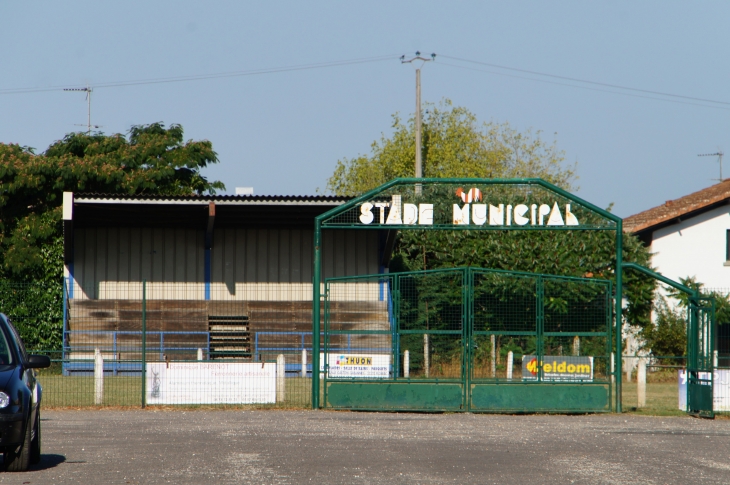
[312,221,322,409]
[141,280,147,409]
[615,223,623,413]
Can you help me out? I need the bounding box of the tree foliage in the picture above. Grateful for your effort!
[665,276,730,326]
[0,123,223,348]
[641,297,687,357]
[0,123,223,280]
[326,99,577,195]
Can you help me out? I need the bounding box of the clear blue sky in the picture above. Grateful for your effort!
[2,1,729,217]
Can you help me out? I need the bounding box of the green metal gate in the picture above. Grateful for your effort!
[687,297,715,418]
[322,267,612,412]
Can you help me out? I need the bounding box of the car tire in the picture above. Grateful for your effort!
[4,415,32,472]
[30,409,41,465]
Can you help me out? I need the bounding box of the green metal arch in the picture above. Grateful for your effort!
[316,178,621,230]
[312,178,624,411]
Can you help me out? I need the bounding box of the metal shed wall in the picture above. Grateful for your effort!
[70,227,380,301]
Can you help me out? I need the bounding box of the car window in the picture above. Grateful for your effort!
[5,319,26,363]
[0,320,14,365]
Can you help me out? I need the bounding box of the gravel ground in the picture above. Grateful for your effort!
[0,410,728,484]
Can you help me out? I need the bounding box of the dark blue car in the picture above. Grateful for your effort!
[0,313,50,472]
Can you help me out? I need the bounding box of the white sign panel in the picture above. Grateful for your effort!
[358,190,580,228]
[319,353,390,378]
[678,369,730,412]
[146,362,276,405]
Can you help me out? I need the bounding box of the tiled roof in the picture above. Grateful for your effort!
[624,179,730,233]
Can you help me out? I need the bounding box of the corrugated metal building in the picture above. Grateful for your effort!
[62,193,389,369]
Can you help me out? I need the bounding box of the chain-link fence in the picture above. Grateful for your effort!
[13,279,313,408]
[3,277,728,412]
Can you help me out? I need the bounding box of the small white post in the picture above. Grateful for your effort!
[637,359,646,408]
[610,353,615,384]
[490,335,496,378]
[625,357,632,383]
[506,351,513,380]
[714,350,719,368]
[276,354,286,403]
[423,334,430,378]
[94,348,104,405]
[301,349,307,378]
[197,348,203,361]
[404,350,410,378]
[572,336,580,356]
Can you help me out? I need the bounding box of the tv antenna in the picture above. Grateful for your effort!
[64,85,100,134]
[698,151,724,182]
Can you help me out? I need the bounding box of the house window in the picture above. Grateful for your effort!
[727,229,730,262]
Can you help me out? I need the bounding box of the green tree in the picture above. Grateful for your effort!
[641,297,687,357]
[0,123,224,348]
[665,276,730,326]
[0,122,223,280]
[326,99,577,195]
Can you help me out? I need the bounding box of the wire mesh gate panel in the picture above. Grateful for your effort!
[687,298,714,417]
[322,268,612,412]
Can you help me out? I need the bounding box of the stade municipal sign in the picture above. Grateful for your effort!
[358,187,580,227]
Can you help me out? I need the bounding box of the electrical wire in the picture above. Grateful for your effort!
[0,54,399,95]
[435,61,730,112]
[439,54,730,107]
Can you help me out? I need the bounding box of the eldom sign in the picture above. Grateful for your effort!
[522,355,594,382]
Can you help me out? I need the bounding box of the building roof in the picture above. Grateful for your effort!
[74,193,351,206]
[624,179,730,234]
[68,192,352,230]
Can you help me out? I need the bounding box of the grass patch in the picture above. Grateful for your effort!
[39,375,313,409]
[622,382,685,416]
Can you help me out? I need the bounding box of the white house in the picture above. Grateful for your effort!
[624,179,730,292]
[624,179,730,360]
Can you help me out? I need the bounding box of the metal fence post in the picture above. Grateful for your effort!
[615,225,623,413]
[62,277,68,369]
[141,280,147,409]
[312,221,321,409]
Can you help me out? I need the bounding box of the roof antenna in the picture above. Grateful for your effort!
[698,151,724,182]
[64,85,101,134]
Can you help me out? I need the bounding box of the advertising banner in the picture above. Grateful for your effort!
[146,362,276,405]
[319,353,390,378]
[522,355,594,382]
[678,369,730,412]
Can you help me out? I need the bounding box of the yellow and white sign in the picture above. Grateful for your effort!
[319,353,390,378]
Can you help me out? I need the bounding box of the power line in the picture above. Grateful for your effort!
[439,54,730,108]
[436,60,730,112]
[0,55,399,95]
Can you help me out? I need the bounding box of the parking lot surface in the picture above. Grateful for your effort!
[0,410,728,484]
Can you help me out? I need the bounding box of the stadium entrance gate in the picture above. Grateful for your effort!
[322,267,613,412]
[311,178,627,412]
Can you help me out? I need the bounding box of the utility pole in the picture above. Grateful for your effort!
[698,151,724,182]
[64,85,94,134]
[401,53,436,180]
